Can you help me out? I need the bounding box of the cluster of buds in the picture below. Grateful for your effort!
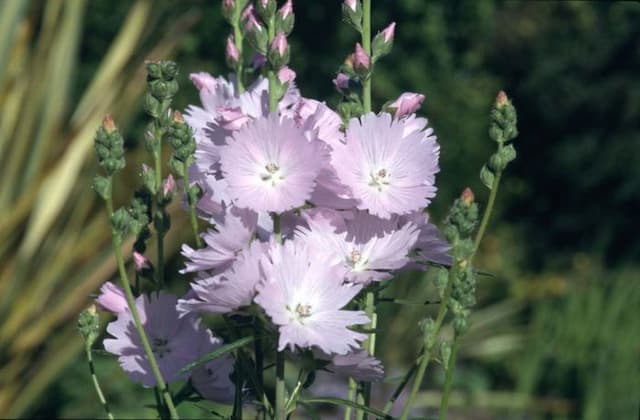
[144,61,178,121]
[94,115,125,177]
[481,91,518,188]
[442,188,479,336]
[244,1,293,71]
[77,305,100,348]
[167,111,196,177]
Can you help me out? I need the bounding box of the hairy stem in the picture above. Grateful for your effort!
[183,165,202,248]
[106,195,179,419]
[438,338,460,420]
[85,344,114,420]
[362,0,372,113]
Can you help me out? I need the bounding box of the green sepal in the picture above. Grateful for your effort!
[92,175,111,201]
[480,164,495,189]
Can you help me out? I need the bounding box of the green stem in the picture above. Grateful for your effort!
[106,194,179,419]
[399,277,454,420]
[362,0,372,113]
[232,7,245,94]
[183,164,202,248]
[358,291,377,419]
[382,360,418,415]
[473,169,502,257]
[285,370,305,412]
[344,378,357,420]
[153,124,165,289]
[267,15,279,113]
[438,339,460,420]
[85,344,114,420]
[275,350,286,420]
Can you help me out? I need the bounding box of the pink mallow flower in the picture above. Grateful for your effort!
[389,92,425,118]
[178,240,266,315]
[190,331,235,403]
[278,66,296,84]
[255,241,369,355]
[219,114,324,213]
[96,281,128,314]
[331,112,440,218]
[103,292,224,387]
[296,210,419,284]
[326,349,384,382]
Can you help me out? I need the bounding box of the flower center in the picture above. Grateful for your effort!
[288,302,313,324]
[369,168,391,191]
[260,162,284,186]
[152,337,171,358]
[346,248,368,271]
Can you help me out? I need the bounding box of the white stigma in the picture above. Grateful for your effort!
[369,168,391,191]
[260,162,285,187]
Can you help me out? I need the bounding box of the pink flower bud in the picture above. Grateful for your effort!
[244,9,263,33]
[96,281,128,314]
[277,66,296,84]
[226,35,240,65]
[344,0,357,12]
[133,251,151,272]
[217,106,251,130]
[381,22,396,43]
[278,0,293,19]
[223,0,235,12]
[333,73,350,93]
[271,32,288,57]
[141,163,151,174]
[389,92,425,118]
[162,174,176,197]
[190,72,217,93]
[102,114,117,133]
[353,42,370,71]
[241,4,255,20]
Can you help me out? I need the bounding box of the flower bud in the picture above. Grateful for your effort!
[77,305,100,347]
[277,66,296,84]
[495,90,508,108]
[275,0,295,35]
[332,73,350,93]
[141,163,156,193]
[226,34,240,68]
[160,61,178,80]
[96,282,128,314]
[372,22,395,60]
[388,92,424,118]
[461,188,475,206]
[132,251,151,272]
[110,207,132,235]
[353,43,370,76]
[245,12,268,54]
[92,175,111,201]
[102,114,117,133]
[145,61,162,79]
[222,0,235,21]
[342,0,362,31]
[162,174,176,198]
[256,0,276,21]
[268,32,290,69]
[252,53,267,69]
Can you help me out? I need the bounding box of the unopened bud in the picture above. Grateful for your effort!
[252,53,267,69]
[95,282,128,314]
[333,73,350,93]
[372,22,395,60]
[342,0,362,31]
[162,174,176,198]
[277,66,296,84]
[353,43,370,76]
[276,0,295,35]
[388,92,424,118]
[495,90,508,108]
[102,114,117,133]
[226,34,240,68]
[222,0,235,21]
[461,188,475,206]
[268,32,290,69]
[344,0,357,12]
[256,0,276,21]
[173,110,184,123]
[133,251,151,272]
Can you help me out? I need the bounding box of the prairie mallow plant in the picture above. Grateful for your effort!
[81,1,518,419]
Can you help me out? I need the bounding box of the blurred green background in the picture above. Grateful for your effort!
[0,0,638,418]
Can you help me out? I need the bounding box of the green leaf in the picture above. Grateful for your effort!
[178,336,254,374]
[299,397,393,419]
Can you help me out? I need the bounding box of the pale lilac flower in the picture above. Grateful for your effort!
[331,112,440,218]
[226,35,240,66]
[96,281,128,314]
[178,241,266,315]
[103,293,213,387]
[255,241,368,354]
[399,212,452,266]
[326,349,384,382]
[381,22,396,43]
[191,331,235,403]
[132,252,150,272]
[216,106,251,131]
[333,73,350,93]
[219,114,324,213]
[389,92,425,118]
[181,206,258,273]
[353,43,370,71]
[296,211,419,284]
[278,66,296,84]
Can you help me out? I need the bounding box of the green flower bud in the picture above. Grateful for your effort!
[255,0,277,22]
[440,340,452,367]
[77,305,100,347]
[92,175,111,201]
[146,61,162,80]
[480,164,495,190]
[149,80,168,99]
[143,93,162,119]
[110,207,131,235]
[371,22,395,62]
[342,0,362,32]
[161,61,178,80]
[488,152,507,173]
